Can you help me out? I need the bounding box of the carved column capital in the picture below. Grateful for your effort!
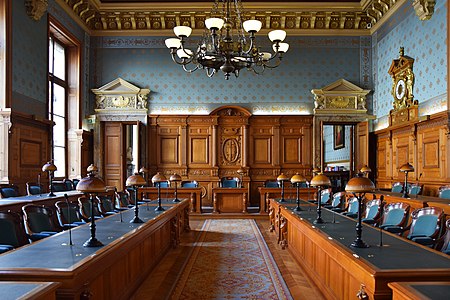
[25,0,48,21]
[412,0,435,21]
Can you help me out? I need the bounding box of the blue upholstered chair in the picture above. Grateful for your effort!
[324,192,345,212]
[181,181,198,188]
[0,185,19,198]
[342,197,359,218]
[220,177,239,188]
[116,191,133,209]
[51,181,67,192]
[379,202,410,234]
[154,181,169,188]
[96,189,118,217]
[406,207,444,246]
[264,180,279,188]
[438,219,450,255]
[54,201,86,228]
[0,211,30,253]
[22,204,62,241]
[72,178,80,188]
[63,179,75,191]
[409,184,423,196]
[438,186,450,199]
[26,182,43,196]
[391,182,403,193]
[362,198,381,225]
[78,196,103,222]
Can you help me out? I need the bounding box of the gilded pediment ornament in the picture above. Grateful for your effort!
[25,0,48,21]
[412,0,435,21]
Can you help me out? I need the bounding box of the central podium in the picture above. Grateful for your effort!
[212,187,248,214]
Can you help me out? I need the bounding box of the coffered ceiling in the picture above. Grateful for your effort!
[56,0,414,36]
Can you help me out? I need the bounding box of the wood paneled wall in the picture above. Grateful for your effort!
[375,111,450,196]
[9,112,52,195]
[148,107,313,206]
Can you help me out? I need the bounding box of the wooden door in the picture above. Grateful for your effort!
[355,121,369,173]
[104,122,124,191]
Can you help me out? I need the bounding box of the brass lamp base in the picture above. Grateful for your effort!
[350,239,369,248]
[83,237,104,247]
[130,216,144,223]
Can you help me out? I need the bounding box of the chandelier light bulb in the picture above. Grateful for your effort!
[243,19,262,33]
[173,26,192,38]
[165,38,181,49]
[176,48,193,59]
[205,18,225,30]
[268,30,287,42]
[275,42,290,53]
[260,52,271,61]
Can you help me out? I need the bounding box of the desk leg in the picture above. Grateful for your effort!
[242,193,248,214]
[189,192,195,213]
[213,193,219,214]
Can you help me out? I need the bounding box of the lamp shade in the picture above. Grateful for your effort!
[176,48,193,59]
[165,38,181,49]
[268,30,286,42]
[399,162,414,173]
[169,173,182,182]
[310,173,331,187]
[205,17,224,30]
[360,165,372,173]
[273,42,289,53]
[151,172,167,183]
[243,19,262,33]
[345,176,375,194]
[260,52,271,61]
[291,173,306,184]
[126,173,146,187]
[42,161,57,173]
[277,173,289,182]
[139,166,149,174]
[173,26,192,37]
[87,164,98,174]
[76,174,106,193]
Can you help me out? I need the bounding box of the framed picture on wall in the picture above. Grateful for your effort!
[334,125,345,150]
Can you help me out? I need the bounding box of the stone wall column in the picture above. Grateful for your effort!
[0,108,11,184]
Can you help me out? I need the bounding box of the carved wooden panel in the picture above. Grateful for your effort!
[160,137,179,164]
[355,121,369,171]
[20,140,42,167]
[282,137,301,164]
[190,137,209,164]
[104,122,123,191]
[423,141,439,168]
[253,138,271,164]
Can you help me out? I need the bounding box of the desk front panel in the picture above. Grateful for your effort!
[258,187,317,213]
[0,200,190,299]
[389,282,450,300]
[138,187,202,213]
[212,188,248,213]
[270,199,450,299]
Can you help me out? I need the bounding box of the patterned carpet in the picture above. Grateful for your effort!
[170,219,292,300]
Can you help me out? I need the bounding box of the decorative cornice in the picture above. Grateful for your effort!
[57,0,413,36]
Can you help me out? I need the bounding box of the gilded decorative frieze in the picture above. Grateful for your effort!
[26,0,48,21]
[412,0,435,20]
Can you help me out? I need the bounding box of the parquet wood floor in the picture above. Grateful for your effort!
[131,218,324,300]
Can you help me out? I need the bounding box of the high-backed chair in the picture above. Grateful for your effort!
[96,191,118,217]
[437,219,450,255]
[0,211,30,253]
[379,202,410,234]
[362,198,382,225]
[72,178,80,188]
[324,192,345,212]
[220,177,239,188]
[408,184,423,196]
[54,201,86,228]
[116,191,133,209]
[342,197,359,218]
[181,180,198,188]
[22,205,62,241]
[63,179,75,191]
[391,182,404,193]
[78,196,103,222]
[26,182,43,196]
[0,184,19,198]
[405,207,444,246]
[154,181,169,188]
[438,185,450,199]
[51,181,67,193]
[264,180,279,188]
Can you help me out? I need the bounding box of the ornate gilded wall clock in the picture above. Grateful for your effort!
[388,47,415,111]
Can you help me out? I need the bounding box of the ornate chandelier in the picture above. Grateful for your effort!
[164,0,289,80]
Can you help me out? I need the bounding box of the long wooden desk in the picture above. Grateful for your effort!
[269,199,450,299]
[212,187,248,214]
[0,191,82,214]
[0,281,60,300]
[389,282,450,300]
[258,187,317,214]
[137,187,202,213]
[0,200,190,299]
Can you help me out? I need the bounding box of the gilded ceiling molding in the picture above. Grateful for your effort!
[412,0,435,20]
[25,0,48,21]
[60,0,416,35]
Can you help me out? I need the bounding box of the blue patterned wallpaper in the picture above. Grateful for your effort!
[323,125,351,164]
[372,0,448,130]
[92,36,368,115]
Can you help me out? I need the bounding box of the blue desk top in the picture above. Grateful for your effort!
[0,282,58,299]
[0,191,81,205]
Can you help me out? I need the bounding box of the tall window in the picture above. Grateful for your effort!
[48,36,67,178]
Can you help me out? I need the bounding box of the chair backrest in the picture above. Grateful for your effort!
[97,190,116,215]
[63,179,75,191]
[381,202,410,227]
[72,178,80,188]
[22,205,62,234]
[347,197,359,214]
[407,207,444,240]
[0,211,30,248]
[330,192,344,208]
[409,184,423,196]
[264,180,279,188]
[78,196,102,221]
[0,185,19,198]
[320,189,331,205]
[154,181,169,188]
[438,219,450,254]
[55,201,84,225]
[26,182,42,196]
[364,199,381,220]
[391,182,403,193]
[117,191,131,207]
[220,177,239,188]
[181,180,198,188]
[438,186,450,199]
[51,181,67,192]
